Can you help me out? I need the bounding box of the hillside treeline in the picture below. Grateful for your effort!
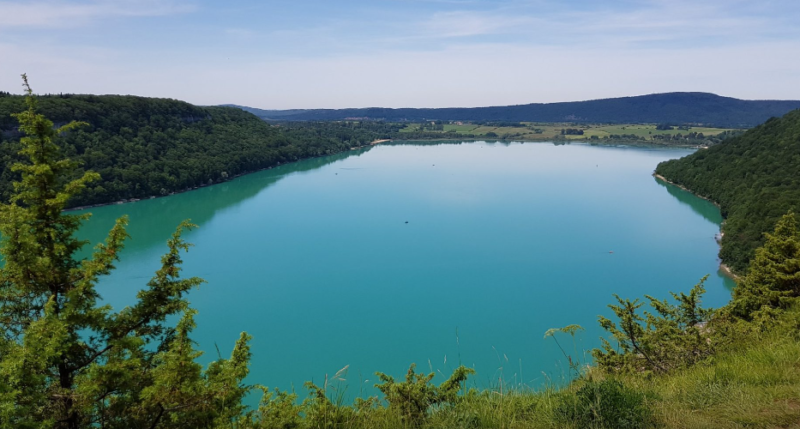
[0,94,391,207]
[655,109,800,273]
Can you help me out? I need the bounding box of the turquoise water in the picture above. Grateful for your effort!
[76,141,734,399]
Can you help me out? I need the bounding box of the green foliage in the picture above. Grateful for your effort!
[555,379,654,429]
[730,212,800,318]
[301,365,363,429]
[544,324,584,338]
[615,303,800,429]
[585,213,800,426]
[375,364,475,426]
[593,277,714,374]
[0,95,392,208]
[250,388,304,429]
[655,110,800,272]
[0,76,252,429]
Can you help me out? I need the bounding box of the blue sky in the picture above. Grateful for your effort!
[1,0,799,108]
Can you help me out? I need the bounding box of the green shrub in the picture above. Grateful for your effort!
[375,364,474,426]
[250,388,304,429]
[593,277,714,374]
[555,379,654,429]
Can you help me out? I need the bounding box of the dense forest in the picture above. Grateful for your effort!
[655,109,800,273]
[276,120,401,144]
[232,92,800,128]
[0,94,393,208]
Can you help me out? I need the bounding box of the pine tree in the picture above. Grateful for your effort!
[731,212,800,319]
[0,76,252,428]
[592,277,714,374]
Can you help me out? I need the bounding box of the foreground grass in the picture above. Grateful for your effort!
[268,318,799,429]
[633,337,800,428]
[248,340,798,429]
[445,336,798,429]
[457,341,795,429]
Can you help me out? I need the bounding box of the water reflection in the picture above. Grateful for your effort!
[75,147,374,255]
[655,176,737,292]
[654,177,722,225]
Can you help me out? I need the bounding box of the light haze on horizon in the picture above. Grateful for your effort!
[1,0,799,109]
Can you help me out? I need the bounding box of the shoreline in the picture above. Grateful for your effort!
[653,173,737,280]
[66,144,742,283]
[653,173,721,208]
[68,141,699,214]
[394,136,702,148]
[65,142,379,213]
[719,263,739,280]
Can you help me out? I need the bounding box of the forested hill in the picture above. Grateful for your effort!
[0,94,394,208]
[234,93,800,128]
[655,109,800,273]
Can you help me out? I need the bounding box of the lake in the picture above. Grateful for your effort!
[76,140,735,399]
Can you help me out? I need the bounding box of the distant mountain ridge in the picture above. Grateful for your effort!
[228,92,800,127]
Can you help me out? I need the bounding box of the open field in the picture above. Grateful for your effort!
[398,122,739,144]
[586,124,734,138]
[442,123,482,133]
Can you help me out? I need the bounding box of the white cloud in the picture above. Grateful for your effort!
[416,10,536,39]
[5,37,799,107]
[1,0,799,108]
[0,0,194,28]
[108,40,798,108]
[396,0,785,49]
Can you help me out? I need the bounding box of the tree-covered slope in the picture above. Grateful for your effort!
[655,109,800,273]
[0,94,391,208]
[240,92,800,128]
